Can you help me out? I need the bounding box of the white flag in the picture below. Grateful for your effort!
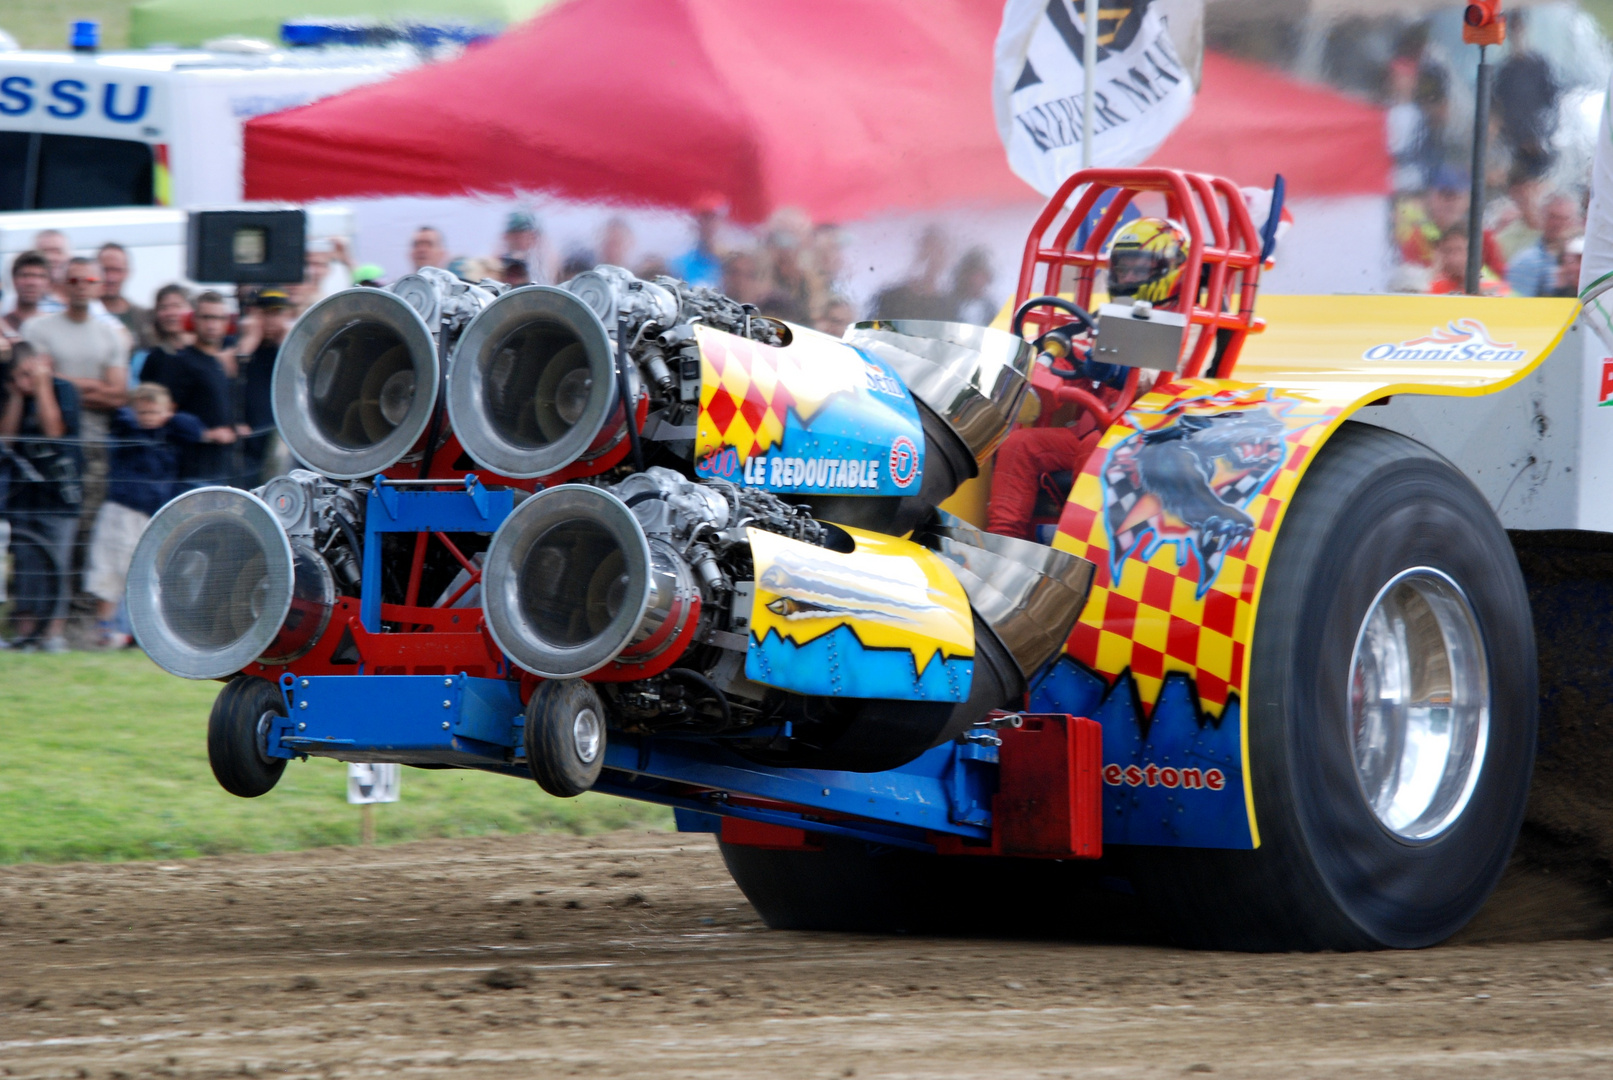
[994,0,1203,196]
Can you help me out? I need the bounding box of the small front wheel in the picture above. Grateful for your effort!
[207,676,288,798]
[525,679,607,797]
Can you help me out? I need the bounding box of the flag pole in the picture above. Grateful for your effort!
[1082,0,1098,169]
[1462,4,1506,294]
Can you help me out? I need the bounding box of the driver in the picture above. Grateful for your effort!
[986,217,1188,541]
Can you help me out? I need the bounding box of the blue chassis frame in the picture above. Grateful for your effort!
[265,479,1001,853]
[271,670,998,852]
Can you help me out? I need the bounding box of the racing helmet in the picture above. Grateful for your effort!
[1108,217,1188,304]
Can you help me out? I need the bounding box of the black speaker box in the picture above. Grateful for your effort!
[187,209,306,284]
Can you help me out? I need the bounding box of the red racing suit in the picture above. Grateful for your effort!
[986,415,1103,541]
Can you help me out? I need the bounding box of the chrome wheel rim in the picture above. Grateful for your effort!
[1347,567,1489,842]
[573,707,602,764]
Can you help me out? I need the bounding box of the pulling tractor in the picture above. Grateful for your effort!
[128,168,1595,950]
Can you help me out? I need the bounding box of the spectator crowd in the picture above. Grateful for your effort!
[1386,14,1587,298]
[0,208,1004,656]
[1,232,303,653]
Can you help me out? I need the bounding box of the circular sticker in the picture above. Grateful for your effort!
[889,435,919,489]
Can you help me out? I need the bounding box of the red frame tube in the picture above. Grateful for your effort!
[1015,168,1264,379]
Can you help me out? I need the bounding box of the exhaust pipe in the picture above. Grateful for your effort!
[446,286,629,480]
[272,288,440,480]
[922,512,1095,678]
[844,320,1035,468]
[126,488,335,679]
[482,484,699,678]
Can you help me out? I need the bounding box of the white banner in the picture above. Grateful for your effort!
[994,0,1203,197]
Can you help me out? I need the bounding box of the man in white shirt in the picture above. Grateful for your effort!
[23,256,132,550]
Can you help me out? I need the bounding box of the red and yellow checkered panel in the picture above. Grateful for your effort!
[1053,381,1341,714]
[695,327,862,464]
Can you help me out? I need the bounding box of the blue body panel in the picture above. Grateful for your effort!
[747,624,972,701]
[1030,657,1251,849]
[693,336,925,499]
[273,673,524,765]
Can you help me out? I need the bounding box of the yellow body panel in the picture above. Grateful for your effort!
[1005,294,1581,848]
[743,525,976,701]
[748,525,974,672]
[1238,295,1578,395]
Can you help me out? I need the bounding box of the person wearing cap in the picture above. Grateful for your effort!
[233,288,296,486]
[671,193,727,288]
[498,211,556,285]
[1398,165,1507,279]
[353,263,386,287]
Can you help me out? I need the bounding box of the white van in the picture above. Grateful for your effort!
[0,43,409,211]
[0,43,405,299]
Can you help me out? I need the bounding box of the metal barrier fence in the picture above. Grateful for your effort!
[1,429,289,652]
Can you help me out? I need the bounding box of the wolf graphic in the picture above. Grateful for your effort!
[1103,407,1288,591]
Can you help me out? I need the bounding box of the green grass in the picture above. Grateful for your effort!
[0,651,671,864]
[3,1,133,50]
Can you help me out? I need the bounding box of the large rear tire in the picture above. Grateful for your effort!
[1129,422,1536,950]
[721,838,974,933]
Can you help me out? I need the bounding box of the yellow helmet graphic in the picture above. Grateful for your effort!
[1108,217,1189,304]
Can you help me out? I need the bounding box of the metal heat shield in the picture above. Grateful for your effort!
[1092,303,1189,373]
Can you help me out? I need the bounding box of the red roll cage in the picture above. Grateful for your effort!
[1013,168,1267,425]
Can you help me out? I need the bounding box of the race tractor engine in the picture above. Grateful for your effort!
[125,263,1096,793]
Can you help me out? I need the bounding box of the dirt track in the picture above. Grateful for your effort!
[3,830,1613,1080]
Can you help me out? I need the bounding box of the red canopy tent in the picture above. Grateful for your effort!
[1144,52,1390,197]
[244,1,1388,223]
[244,0,1032,224]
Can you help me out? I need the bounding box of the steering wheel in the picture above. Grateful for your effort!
[1012,294,1096,340]
[1011,295,1097,380]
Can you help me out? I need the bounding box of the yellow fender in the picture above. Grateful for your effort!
[1047,295,1578,847]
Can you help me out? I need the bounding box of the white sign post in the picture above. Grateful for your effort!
[347,763,400,845]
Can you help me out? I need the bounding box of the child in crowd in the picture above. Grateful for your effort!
[86,382,203,649]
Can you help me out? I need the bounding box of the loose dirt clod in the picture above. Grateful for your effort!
[481,965,534,990]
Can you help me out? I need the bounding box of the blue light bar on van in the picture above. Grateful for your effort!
[70,19,100,52]
[280,18,497,49]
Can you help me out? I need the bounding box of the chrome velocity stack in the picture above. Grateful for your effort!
[446,286,623,479]
[482,484,698,678]
[845,320,1035,464]
[127,488,335,679]
[272,288,439,480]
